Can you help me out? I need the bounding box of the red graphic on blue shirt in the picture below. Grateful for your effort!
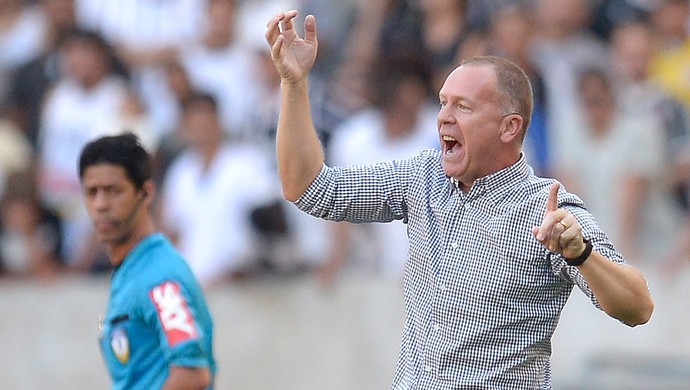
[149,281,198,346]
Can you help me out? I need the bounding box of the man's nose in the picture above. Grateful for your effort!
[93,192,110,210]
[437,106,455,124]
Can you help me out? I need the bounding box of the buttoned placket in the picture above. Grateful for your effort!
[424,183,472,379]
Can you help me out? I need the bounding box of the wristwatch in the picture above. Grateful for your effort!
[565,238,592,267]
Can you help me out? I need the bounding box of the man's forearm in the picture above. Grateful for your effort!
[277,79,325,201]
[577,251,654,325]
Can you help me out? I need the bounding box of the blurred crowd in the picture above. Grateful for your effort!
[1,0,690,288]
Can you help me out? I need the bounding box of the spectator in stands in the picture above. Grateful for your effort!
[147,60,197,189]
[418,0,473,92]
[0,108,33,197]
[6,0,79,146]
[37,28,129,266]
[554,68,678,263]
[179,0,261,140]
[649,0,690,111]
[589,0,652,40]
[300,0,357,79]
[477,4,552,176]
[649,0,689,49]
[318,58,438,286]
[159,93,282,288]
[530,0,610,155]
[610,19,690,212]
[0,171,63,280]
[76,0,206,136]
[0,0,47,106]
[642,0,690,272]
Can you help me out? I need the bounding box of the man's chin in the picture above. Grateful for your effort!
[96,232,120,245]
[441,162,458,179]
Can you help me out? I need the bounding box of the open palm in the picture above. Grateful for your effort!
[265,11,318,84]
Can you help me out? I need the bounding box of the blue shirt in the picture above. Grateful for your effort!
[99,233,216,390]
[295,150,628,389]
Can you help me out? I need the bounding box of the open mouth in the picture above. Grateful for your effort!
[442,135,460,155]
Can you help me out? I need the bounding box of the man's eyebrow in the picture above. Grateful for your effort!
[439,94,472,104]
[85,183,117,191]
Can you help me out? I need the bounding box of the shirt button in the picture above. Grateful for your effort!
[433,323,441,331]
[438,284,447,291]
[450,242,459,249]
[424,365,432,372]
[464,203,471,210]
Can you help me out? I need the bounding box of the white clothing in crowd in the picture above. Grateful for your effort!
[327,105,439,277]
[75,0,206,136]
[556,111,680,262]
[161,142,280,286]
[38,75,129,261]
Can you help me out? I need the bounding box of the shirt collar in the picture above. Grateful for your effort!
[112,232,165,275]
[451,153,531,203]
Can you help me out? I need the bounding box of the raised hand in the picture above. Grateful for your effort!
[265,10,318,85]
[532,182,586,259]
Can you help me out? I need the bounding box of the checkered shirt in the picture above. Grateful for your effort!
[295,149,627,389]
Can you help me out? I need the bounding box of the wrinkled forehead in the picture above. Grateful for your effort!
[439,64,498,102]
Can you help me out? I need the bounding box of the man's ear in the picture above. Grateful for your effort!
[500,114,523,143]
[141,180,155,200]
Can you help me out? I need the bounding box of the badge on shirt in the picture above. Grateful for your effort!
[149,281,198,346]
[110,327,130,364]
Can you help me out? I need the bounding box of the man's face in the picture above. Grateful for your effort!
[61,38,107,86]
[181,102,222,147]
[579,74,616,134]
[81,164,147,246]
[612,25,654,82]
[437,65,507,187]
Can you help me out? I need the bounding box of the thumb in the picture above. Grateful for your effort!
[304,14,318,46]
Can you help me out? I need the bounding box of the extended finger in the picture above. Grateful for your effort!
[546,182,559,214]
[303,14,317,45]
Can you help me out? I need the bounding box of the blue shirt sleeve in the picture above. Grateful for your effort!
[142,279,210,369]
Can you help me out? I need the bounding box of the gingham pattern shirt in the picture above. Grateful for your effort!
[295,150,627,389]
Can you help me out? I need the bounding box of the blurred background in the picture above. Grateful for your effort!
[1,0,690,388]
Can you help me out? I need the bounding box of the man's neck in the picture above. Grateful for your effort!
[108,228,155,267]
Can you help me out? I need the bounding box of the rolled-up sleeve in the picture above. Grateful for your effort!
[294,155,426,223]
